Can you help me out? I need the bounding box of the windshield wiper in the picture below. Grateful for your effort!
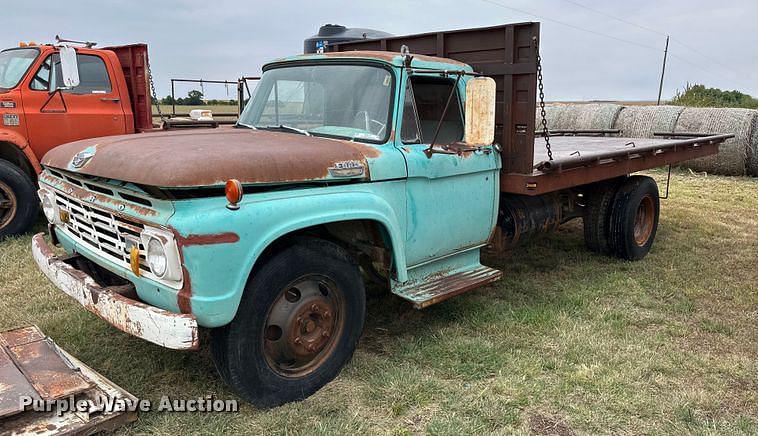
[234,122,257,130]
[258,124,311,136]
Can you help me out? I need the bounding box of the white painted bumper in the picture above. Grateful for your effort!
[31,233,199,350]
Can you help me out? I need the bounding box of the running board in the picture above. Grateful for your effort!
[393,265,502,309]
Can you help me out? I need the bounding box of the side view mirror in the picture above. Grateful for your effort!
[464,77,496,146]
[58,46,80,90]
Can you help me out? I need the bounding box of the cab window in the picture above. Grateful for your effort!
[402,76,464,145]
[30,53,112,94]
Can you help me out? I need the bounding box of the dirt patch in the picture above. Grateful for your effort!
[529,413,575,436]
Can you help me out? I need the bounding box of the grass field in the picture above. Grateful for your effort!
[1,169,756,434]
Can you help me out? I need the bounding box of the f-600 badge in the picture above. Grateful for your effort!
[328,160,365,178]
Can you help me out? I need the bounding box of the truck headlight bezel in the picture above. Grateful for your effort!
[38,188,59,224]
[140,226,182,282]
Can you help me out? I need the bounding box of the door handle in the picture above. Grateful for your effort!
[100,97,120,103]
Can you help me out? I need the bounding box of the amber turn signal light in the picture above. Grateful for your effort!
[130,246,141,277]
[225,179,243,210]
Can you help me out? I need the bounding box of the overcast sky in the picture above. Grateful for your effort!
[5,0,757,101]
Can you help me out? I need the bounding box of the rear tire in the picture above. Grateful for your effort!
[608,176,660,261]
[0,159,38,240]
[211,238,366,408]
[583,178,624,254]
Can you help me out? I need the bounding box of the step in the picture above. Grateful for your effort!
[393,265,502,309]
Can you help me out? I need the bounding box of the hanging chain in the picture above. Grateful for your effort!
[146,56,165,122]
[535,40,553,161]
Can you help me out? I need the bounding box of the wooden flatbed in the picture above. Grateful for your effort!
[500,133,733,195]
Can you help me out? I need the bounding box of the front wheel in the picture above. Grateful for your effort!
[0,159,38,240]
[211,238,366,408]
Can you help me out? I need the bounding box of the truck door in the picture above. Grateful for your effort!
[21,51,127,158]
[397,74,500,267]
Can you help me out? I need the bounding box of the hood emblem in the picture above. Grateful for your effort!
[328,160,365,178]
[71,149,96,169]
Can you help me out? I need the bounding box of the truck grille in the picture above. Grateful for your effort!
[54,190,153,275]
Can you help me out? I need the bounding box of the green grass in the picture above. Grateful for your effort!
[1,169,756,434]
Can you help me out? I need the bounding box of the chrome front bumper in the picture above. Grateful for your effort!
[31,233,199,350]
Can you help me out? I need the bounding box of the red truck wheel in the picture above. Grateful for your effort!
[211,237,366,408]
[0,160,38,239]
[608,176,660,261]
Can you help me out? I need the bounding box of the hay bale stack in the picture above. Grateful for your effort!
[613,105,684,138]
[748,114,758,176]
[676,108,756,176]
[538,103,622,131]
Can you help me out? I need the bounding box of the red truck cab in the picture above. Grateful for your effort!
[0,42,151,237]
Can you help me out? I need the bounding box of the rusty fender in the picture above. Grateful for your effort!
[31,233,199,350]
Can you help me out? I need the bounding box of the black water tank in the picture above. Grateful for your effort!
[304,24,393,54]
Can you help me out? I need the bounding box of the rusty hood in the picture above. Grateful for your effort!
[41,128,381,187]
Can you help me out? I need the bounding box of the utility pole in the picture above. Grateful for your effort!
[657,35,669,105]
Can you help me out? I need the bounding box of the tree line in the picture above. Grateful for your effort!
[152,90,239,106]
[671,84,758,109]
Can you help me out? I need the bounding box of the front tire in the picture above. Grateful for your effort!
[211,238,366,408]
[0,159,38,240]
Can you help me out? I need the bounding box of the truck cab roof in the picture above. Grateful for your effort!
[269,50,472,71]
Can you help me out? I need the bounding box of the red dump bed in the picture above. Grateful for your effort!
[103,44,153,132]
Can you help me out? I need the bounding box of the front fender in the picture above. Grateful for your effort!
[167,181,407,327]
[0,129,41,173]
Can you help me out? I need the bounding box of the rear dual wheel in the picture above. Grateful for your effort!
[583,175,660,260]
[211,238,365,408]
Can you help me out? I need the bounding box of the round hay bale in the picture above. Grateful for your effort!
[613,105,684,138]
[537,103,622,131]
[747,113,758,177]
[676,107,755,176]
[537,104,569,131]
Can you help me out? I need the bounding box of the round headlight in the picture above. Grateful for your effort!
[147,238,168,277]
[40,193,56,223]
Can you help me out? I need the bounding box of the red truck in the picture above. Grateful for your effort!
[0,40,152,238]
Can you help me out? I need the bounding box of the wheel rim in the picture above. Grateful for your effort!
[0,181,17,230]
[633,195,655,246]
[262,275,344,378]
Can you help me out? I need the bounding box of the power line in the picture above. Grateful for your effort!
[557,0,667,37]
[480,0,663,52]
[555,0,753,83]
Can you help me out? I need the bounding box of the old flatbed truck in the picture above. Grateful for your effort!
[0,39,156,238]
[31,23,732,407]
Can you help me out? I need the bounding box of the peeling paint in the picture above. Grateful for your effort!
[31,234,199,350]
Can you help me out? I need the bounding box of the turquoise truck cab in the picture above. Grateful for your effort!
[32,50,503,406]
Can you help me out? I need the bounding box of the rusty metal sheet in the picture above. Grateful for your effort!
[0,326,138,435]
[0,348,40,419]
[41,128,380,188]
[7,339,92,400]
[0,326,45,348]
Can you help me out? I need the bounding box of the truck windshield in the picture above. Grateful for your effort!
[238,64,393,142]
[0,48,38,89]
